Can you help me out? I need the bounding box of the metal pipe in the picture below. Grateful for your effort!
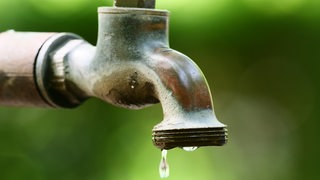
[0,31,55,107]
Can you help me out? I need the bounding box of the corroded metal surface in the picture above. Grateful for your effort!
[64,7,228,149]
[0,7,227,149]
[0,31,55,107]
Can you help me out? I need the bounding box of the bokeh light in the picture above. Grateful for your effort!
[243,0,305,15]
[29,0,99,17]
[1,0,320,179]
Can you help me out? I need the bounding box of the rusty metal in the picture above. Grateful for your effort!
[0,31,55,107]
[114,0,155,8]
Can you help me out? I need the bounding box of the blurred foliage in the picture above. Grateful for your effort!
[1,0,320,179]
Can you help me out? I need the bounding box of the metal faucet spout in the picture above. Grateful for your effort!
[149,50,227,149]
[65,7,227,150]
[0,7,227,150]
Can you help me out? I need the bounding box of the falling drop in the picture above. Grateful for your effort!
[159,150,169,178]
[182,146,198,152]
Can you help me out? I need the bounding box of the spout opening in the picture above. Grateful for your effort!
[152,127,228,150]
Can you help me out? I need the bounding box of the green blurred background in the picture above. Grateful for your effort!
[1,0,320,179]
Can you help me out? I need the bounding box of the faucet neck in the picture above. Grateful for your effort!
[96,7,169,60]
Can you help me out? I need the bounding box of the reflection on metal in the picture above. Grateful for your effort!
[35,33,89,108]
[0,7,227,149]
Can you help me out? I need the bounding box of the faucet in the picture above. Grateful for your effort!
[0,0,227,150]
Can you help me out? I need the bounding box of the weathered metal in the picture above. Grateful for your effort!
[35,33,90,108]
[0,7,227,150]
[65,7,227,149]
[0,31,55,107]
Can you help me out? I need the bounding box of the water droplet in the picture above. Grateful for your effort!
[131,85,135,89]
[159,150,169,178]
[182,147,198,152]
